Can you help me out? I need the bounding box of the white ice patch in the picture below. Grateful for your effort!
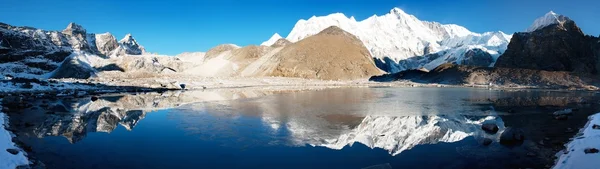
[0,104,29,169]
[553,113,600,169]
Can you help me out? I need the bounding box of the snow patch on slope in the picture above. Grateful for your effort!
[527,11,570,32]
[261,33,283,46]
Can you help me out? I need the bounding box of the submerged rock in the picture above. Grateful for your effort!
[361,163,392,169]
[584,148,599,154]
[482,138,493,146]
[553,109,573,116]
[499,127,525,145]
[6,148,19,155]
[555,115,569,120]
[481,123,499,134]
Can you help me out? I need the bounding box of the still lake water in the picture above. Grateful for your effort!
[6,87,600,169]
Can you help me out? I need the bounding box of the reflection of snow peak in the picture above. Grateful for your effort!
[309,115,500,155]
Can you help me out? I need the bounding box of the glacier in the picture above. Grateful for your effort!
[264,7,513,73]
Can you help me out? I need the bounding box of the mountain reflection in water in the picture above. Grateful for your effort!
[6,87,600,169]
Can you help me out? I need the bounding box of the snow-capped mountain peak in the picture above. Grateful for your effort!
[63,22,86,35]
[119,33,136,44]
[389,7,413,19]
[115,33,145,55]
[280,7,512,73]
[526,11,571,32]
[260,33,283,46]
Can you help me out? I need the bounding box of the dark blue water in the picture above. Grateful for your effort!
[7,87,600,169]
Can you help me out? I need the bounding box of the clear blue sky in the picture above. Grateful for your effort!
[1,0,599,55]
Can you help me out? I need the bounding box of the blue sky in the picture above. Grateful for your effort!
[1,0,599,55]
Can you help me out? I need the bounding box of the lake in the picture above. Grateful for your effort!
[5,87,599,169]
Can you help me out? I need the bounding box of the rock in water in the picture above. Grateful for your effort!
[361,163,392,169]
[179,84,186,90]
[481,123,499,134]
[555,115,569,120]
[553,109,573,116]
[584,148,599,154]
[6,149,19,155]
[500,127,525,145]
[482,138,493,146]
[91,96,99,102]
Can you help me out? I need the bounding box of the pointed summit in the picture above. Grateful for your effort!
[62,22,86,36]
[261,33,283,46]
[390,7,407,15]
[119,33,135,43]
[116,33,145,55]
[526,11,572,32]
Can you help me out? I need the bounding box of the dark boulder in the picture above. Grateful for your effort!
[584,148,599,154]
[6,148,19,155]
[21,82,33,89]
[500,127,526,145]
[481,123,499,134]
[482,138,493,146]
[50,56,95,79]
[555,115,569,120]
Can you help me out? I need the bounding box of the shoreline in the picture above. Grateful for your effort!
[1,77,597,97]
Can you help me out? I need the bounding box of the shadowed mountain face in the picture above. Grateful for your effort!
[495,17,600,74]
[371,63,600,89]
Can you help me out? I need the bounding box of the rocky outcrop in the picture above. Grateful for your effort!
[204,44,240,60]
[0,22,147,79]
[374,63,600,89]
[268,26,382,80]
[462,48,494,67]
[62,23,91,51]
[270,38,291,48]
[495,13,600,74]
[114,34,145,55]
[94,33,119,56]
[50,55,95,79]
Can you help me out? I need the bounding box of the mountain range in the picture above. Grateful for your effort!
[1,7,598,88]
[262,8,512,73]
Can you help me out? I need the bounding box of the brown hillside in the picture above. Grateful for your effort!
[204,44,240,60]
[268,26,382,80]
[270,38,292,48]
